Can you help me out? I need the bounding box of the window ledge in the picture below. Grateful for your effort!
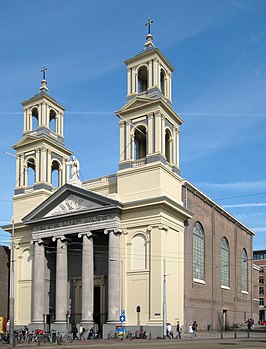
[241,290,249,295]
[221,285,230,290]
[193,278,206,285]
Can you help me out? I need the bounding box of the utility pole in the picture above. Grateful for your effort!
[10,218,15,346]
[163,256,167,339]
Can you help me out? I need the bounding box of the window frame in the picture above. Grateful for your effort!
[192,222,205,282]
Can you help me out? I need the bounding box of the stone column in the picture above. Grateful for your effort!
[32,240,45,324]
[106,230,121,322]
[78,232,94,325]
[53,236,68,326]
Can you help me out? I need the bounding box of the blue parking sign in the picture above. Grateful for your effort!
[120,315,126,322]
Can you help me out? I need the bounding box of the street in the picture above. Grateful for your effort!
[5,331,266,349]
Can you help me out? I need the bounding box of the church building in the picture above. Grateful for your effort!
[3,26,258,337]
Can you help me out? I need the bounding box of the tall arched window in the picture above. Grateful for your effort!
[241,249,248,292]
[51,160,60,187]
[138,66,148,93]
[31,107,39,130]
[165,129,171,163]
[131,234,146,270]
[193,222,205,280]
[26,157,36,186]
[49,109,56,133]
[221,237,229,287]
[134,126,147,159]
[160,69,166,96]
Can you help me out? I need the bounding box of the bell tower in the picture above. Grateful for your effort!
[116,22,184,204]
[12,68,72,221]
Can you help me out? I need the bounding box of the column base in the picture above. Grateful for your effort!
[30,321,45,330]
[51,321,68,333]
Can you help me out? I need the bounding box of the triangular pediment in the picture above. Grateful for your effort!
[119,96,152,113]
[44,193,102,217]
[23,183,122,224]
[13,134,39,149]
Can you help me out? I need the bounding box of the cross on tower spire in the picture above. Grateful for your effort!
[41,66,47,81]
[145,18,154,35]
[144,18,155,49]
[40,66,49,93]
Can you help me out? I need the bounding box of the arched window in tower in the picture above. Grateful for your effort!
[160,69,167,96]
[26,157,36,187]
[138,66,148,93]
[165,128,172,163]
[51,160,60,187]
[131,234,146,270]
[241,248,248,292]
[193,221,205,281]
[221,237,230,287]
[49,109,56,133]
[134,125,147,160]
[31,107,39,130]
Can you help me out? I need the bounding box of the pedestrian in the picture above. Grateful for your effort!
[166,323,174,339]
[192,320,197,337]
[79,324,85,340]
[72,324,78,340]
[246,318,253,331]
[175,321,182,339]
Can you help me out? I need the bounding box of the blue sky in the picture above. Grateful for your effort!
[0,0,265,250]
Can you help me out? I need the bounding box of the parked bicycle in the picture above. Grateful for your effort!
[56,332,73,344]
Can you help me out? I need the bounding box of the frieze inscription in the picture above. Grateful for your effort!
[33,214,115,232]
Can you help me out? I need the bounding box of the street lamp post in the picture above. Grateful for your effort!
[10,218,15,346]
[163,256,167,339]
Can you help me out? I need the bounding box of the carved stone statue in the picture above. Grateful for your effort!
[67,155,80,180]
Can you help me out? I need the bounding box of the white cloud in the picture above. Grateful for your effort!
[252,227,266,233]
[196,180,266,192]
[223,203,266,208]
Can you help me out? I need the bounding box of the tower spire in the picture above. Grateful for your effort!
[144,18,155,49]
[40,66,49,93]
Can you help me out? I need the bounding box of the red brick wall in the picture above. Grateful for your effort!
[183,185,255,331]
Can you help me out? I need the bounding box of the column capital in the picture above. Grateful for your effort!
[104,228,122,235]
[78,231,93,239]
[52,235,67,242]
[30,238,44,245]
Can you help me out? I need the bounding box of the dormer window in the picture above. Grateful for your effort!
[138,66,148,93]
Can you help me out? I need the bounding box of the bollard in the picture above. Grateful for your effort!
[247,329,250,338]
[221,330,223,339]
[149,332,151,340]
[234,331,237,339]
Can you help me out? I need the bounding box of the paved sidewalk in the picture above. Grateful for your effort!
[3,331,266,349]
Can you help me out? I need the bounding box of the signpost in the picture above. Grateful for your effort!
[120,311,126,339]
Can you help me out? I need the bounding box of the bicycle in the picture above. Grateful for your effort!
[56,332,73,344]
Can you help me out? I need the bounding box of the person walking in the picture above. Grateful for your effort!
[166,323,174,339]
[176,321,182,339]
[192,320,198,337]
[79,324,85,340]
[72,324,78,340]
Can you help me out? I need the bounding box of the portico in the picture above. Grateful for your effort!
[24,184,123,331]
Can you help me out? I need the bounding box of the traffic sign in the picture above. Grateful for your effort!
[120,315,126,322]
[121,309,125,316]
